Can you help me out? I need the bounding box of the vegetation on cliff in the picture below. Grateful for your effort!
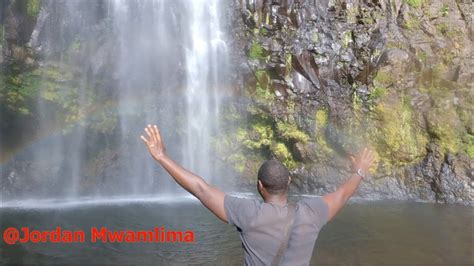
[216,0,473,203]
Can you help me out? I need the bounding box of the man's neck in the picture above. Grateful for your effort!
[263,193,288,206]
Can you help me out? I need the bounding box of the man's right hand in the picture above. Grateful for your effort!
[350,148,375,176]
[322,147,375,222]
[141,124,166,162]
[140,124,228,223]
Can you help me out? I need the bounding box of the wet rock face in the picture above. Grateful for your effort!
[225,0,473,204]
[2,0,38,65]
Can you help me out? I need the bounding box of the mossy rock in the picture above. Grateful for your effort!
[404,0,424,8]
[421,86,467,155]
[315,109,328,128]
[238,122,274,150]
[312,108,337,160]
[270,142,297,170]
[426,106,462,155]
[27,0,41,17]
[465,134,474,158]
[370,95,428,165]
[276,120,310,143]
[248,41,267,60]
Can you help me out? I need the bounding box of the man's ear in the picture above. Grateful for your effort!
[288,176,292,185]
[258,180,263,190]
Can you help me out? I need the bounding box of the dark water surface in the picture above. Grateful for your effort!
[0,199,472,265]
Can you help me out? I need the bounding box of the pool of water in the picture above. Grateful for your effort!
[0,198,472,265]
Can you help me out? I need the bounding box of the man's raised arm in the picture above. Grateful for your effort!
[322,148,375,222]
[141,124,227,223]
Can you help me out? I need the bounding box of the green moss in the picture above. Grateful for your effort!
[270,142,296,169]
[228,153,247,173]
[211,120,250,175]
[239,122,274,150]
[465,134,474,158]
[346,6,359,23]
[236,128,249,146]
[286,101,297,115]
[88,102,118,134]
[252,70,274,103]
[271,142,289,159]
[431,63,446,81]
[285,53,293,76]
[245,70,274,120]
[276,121,309,143]
[254,83,273,103]
[371,96,428,165]
[427,112,461,154]
[416,50,427,62]
[405,0,423,8]
[27,0,41,17]
[315,109,328,127]
[373,69,396,87]
[436,22,449,35]
[356,7,378,24]
[1,67,42,115]
[33,65,74,81]
[255,70,269,88]
[226,108,305,170]
[313,109,333,156]
[421,86,464,155]
[0,62,101,130]
[5,91,28,114]
[440,4,449,17]
[445,28,463,39]
[352,90,364,113]
[429,125,460,154]
[249,41,266,60]
[371,48,382,61]
[436,22,464,39]
[386,41,408,50]
[342,31,353,48]
[405,14,420,30]
[315,131,332,156]
[369,86,387,101]
[454,87,473,133]
[226,151,266,178]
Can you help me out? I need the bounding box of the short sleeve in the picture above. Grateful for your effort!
[224,194,258,229]
[302,197,329,228]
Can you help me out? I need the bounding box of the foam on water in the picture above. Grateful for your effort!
[0,192,258,209]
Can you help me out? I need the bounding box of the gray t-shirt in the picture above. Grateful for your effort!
[224,195,329,266]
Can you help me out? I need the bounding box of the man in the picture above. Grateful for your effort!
[141,124,375,265]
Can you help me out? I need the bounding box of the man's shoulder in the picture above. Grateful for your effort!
[298,196,327,210]
[298,196,325,204]
[224,194,262,228]
[224,194,261,207]
[297,196,329,227]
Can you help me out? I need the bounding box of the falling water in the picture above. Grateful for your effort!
[111,0,228,195]
[2,0,230,202]
[183,0,226,180]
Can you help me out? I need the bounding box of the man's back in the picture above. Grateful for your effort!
[141,126,374,265]
[224,195,329,266]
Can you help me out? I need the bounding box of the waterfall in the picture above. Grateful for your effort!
[1,0,230,202]
[111,0,228,195]
[183,0,226,182]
